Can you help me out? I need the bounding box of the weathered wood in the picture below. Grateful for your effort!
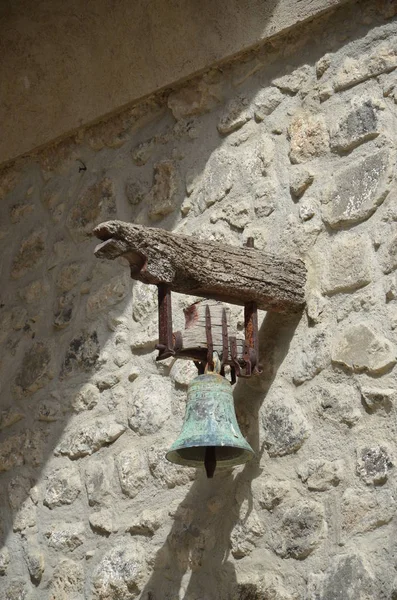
[94,220,306,313]
[182,300,244,356]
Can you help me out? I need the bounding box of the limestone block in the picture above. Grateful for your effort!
[49,559,84,600]
[261,391,310,457]
[292,329,330,385]
[86,275,130,319]
[11,230,45,279]
[53,292,74,329]
[341,487,395,539]
[168,77,221,120]
[332,323,397,374]
[127,508,166,536]
[230,510,265,558]
[20,278,50,304]
[91,541,146,600]
[329,98,380,152]
[210,198,252,230]
[273,65,315,94]
[289,167,313,198]
[148,445,195,488]
[0,547,10,575]
[333,42,397,91]
[22,535,45,584]
[147,161,178,221]
[3,581,28,600]
[85,457,115,507]
[322,150,392,227]
[128,375,171,435]
[309,554,374,599]
[125,178,146,206]
[288,112,329,164]
[299,200,315,221]
[132,281,157,322]
[67,178,116,240]
[297,459,344,491]
[15,341,52,395]
[43,464,82,508]
[56,417,126,459]
[252,478,291,510]
[8,476,37,532]
[380,232,397,274]
[169,360,198,387]
[89,509,116,535]
[217,96,252,135]
[272,499,325,559]
[60,330,100,378]
[316,54,332,79]
[356,445,393,485]
[317,381,362,427]
[0,409,24,430]
[131,139,155,166]
[116,447,148,499]
[254,179,277,217]
[56,263,83,292]
[234,573,296,600]
[0,434,25,472]
[253,87,283,121]
[360,386,395,413]
[321,233,373,295]
[71,383,99,413]
[37,398,61,422]
[45,522,85,552]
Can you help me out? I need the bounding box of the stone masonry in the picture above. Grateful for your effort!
[1,1,397,598]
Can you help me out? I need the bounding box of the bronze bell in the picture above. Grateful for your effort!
[166,371,254,478]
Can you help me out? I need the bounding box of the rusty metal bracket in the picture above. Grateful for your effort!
[155,283,175,360]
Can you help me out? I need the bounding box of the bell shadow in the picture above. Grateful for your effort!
[138,310,302,600]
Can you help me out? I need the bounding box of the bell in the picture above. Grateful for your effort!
[166,373,254,478]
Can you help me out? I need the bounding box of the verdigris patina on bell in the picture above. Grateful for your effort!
[166,372,254,477]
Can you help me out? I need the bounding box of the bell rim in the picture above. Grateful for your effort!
[165,444,255,469]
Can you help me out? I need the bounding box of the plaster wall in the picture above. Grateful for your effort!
[1,1,397,598]
[0,0,351,166]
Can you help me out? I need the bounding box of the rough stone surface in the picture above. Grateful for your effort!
[329,98,380,152]
[128,375,171,435]
[56,417,126,459]
[320,233,373,295]
[15,342,52,395]
[288,112,329,164]
[116,448,148,499]
[356,445,393,485]
[341,486,395,538]
[67,178,116,240]
[49,559,84,600]
[297,459,344,491]
[45,522,85,552]
[92,541,146,599]
[2,8,397,598]
[332,323,397,374]
[309,554,375,599]
[43,464,82,508]
[322,150,392,228]
[147,161,178,220]
[261,390,310,456]
[272,500,325,559]
[11,231,45,279]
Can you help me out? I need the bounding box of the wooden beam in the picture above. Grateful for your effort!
[93,220,306,313]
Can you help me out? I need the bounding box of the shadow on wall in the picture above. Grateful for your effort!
[139,312,301,600]
[0,2,391,597]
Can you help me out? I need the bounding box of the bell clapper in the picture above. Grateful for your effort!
[204,446,217,478]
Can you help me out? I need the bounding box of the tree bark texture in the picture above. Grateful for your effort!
[94,220,306,313]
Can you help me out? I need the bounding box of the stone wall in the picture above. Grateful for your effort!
[1,1,397,598]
